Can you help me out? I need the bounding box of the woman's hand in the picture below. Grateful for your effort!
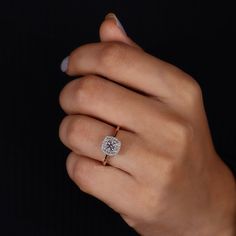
[59,13,236,236]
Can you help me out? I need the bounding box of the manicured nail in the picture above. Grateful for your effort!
[105,13,127,35]
[60,56,69,72]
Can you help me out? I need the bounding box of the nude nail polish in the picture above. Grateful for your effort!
[105,13,127,35]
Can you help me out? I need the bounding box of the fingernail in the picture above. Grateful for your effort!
[105,13,127,35]
[60,56,69,72]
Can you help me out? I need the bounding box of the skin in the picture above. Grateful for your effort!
[59,14,236,235]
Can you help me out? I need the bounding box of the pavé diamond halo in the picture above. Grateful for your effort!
[101,126,121,165]
[101,136,121,156]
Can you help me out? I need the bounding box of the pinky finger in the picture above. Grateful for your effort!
[66,152,140,216]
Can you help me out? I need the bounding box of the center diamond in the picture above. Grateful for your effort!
[101,136,121,156]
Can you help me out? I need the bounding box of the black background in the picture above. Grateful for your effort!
[0,1,235,235]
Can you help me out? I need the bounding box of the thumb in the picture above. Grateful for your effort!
[99,13,142,49]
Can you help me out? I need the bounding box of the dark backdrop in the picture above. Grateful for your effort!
[0,1,235,235]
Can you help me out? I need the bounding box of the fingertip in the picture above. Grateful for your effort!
[100,13,142,50]
[105,12,127,35]
[99,15,119,41]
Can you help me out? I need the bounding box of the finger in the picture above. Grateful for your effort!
[66,152,141,217]
[59,114,144,175]
[99,13,142,49]
[59,74,157,132]
[64,41,188,99]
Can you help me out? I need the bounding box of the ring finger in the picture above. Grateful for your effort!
[59,114,143,175]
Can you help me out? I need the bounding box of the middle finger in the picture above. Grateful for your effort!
[59,74,156,133]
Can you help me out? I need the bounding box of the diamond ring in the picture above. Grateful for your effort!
[101,126,121,166]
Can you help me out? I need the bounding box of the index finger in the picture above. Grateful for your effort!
[62,42,187,99]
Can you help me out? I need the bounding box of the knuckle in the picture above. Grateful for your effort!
[59,82,71,110]
[60,116,83,151]
[99,42,126,69]
[65,117,79,147]
[66,152,77,178]
[72,159,91,192]
[176,121,191,141]
[182,77,203,105]
[171,119,193,143]
[59,115,71,143]
[188,78,202,97]
[166,119,194,157]
[58,78,89,112]
[73,77,91,104]
[161,158,178,182]
[61,116,90,152]
[73,75,100,105]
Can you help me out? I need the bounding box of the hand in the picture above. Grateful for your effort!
[59,13,236,236]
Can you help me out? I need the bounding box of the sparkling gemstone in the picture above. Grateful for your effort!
[101,136,121,156]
